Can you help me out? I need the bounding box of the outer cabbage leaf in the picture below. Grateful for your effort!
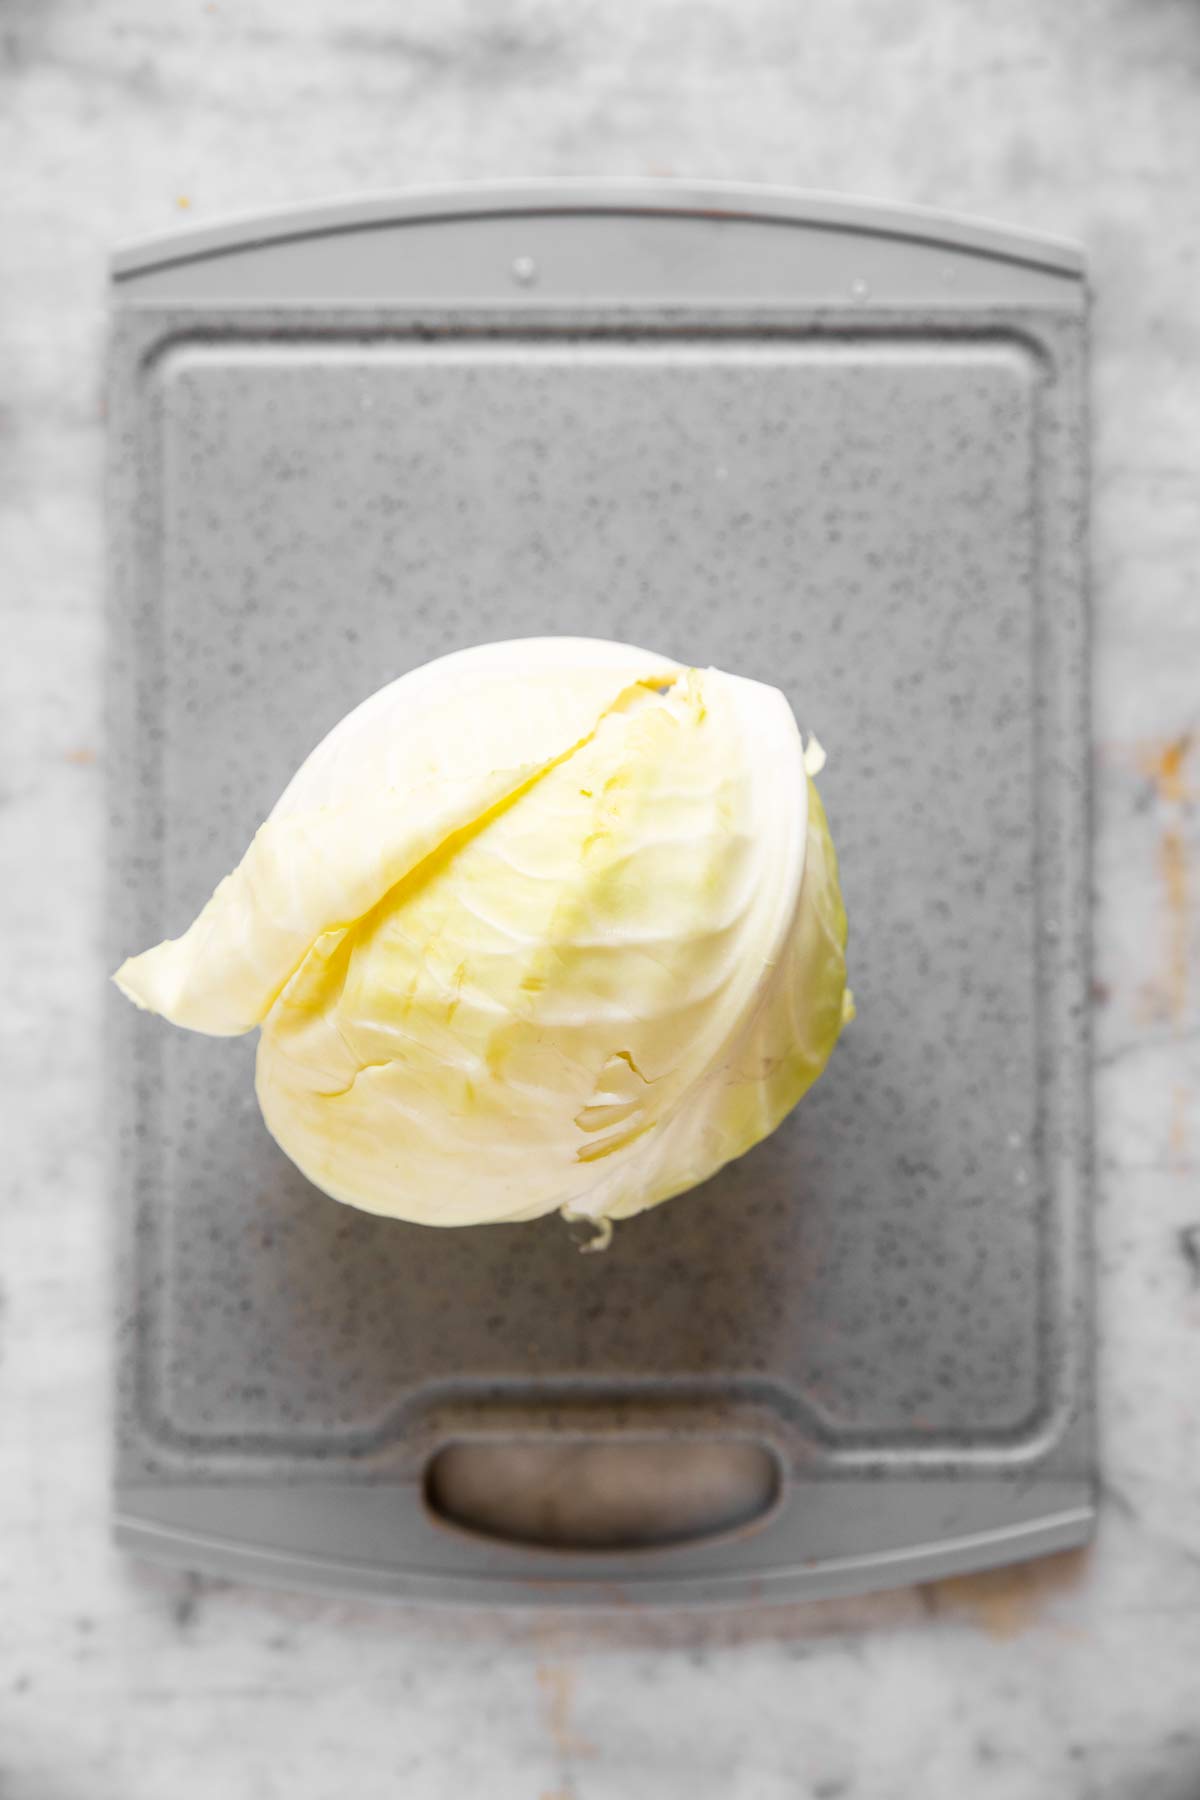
[114,638,851,1228]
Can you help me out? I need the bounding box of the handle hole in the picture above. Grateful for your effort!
[425,1438,780,1552]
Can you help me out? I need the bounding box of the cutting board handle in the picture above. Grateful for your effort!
[421,1394,788,1554]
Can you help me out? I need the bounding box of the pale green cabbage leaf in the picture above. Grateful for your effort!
[115,637,852,1228]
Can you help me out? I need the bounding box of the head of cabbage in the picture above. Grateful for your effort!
[115,638,852,1233]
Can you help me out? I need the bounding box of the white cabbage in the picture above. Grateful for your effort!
[115,638,852,1229]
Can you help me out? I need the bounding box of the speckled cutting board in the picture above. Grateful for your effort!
[107,184,1092,1605]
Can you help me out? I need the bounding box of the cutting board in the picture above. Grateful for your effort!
[107,183,1092,1604]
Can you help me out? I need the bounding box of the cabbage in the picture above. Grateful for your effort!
[114,638,852,1230]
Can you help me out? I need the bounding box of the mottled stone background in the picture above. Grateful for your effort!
[2,3,1198,1796]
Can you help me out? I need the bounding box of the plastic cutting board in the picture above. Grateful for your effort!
[107,183,1093,1605]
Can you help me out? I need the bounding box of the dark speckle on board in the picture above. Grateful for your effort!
[1177,1224,1200,1290]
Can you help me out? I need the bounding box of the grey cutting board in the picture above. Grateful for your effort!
[107,182,1092,1605]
